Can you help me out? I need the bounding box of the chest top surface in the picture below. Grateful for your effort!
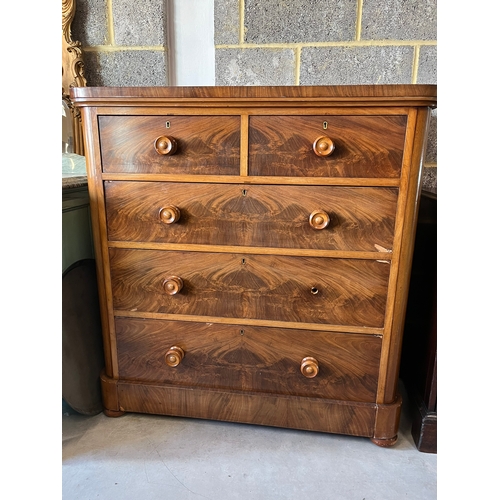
[70,84,437,108]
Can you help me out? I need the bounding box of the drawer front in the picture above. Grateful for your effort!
[109,249,390,327]
[115,317,381,402]
[105,182,398,251]
[99,115,240,175]
[249,115,407,177]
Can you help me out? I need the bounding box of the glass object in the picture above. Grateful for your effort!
[62,99,74,154]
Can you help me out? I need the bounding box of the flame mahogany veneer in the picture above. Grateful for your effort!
[72,85,437,447]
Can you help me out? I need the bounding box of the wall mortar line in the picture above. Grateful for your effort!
[216,40,436,49]
[356,0,364,41]
[239,0,245,45]
[107,0,115,45]
[295,46,302,85]
[84,46,166,52]
[412,45,421,84]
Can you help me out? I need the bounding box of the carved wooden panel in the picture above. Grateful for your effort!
[62,0,87,156]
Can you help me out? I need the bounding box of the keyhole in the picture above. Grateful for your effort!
[239,329,245,336]
[311,287,319,295]
[242,258,246,265]
[166,121,171,128]
[323,121,328,130]
[242,189,248,196]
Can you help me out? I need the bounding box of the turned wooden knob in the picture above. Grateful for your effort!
[309,209,330,230]
[301,357,319,378]
[163,276,183,295]
[154,136,178,155]
[312,136,335,157]
[165,346,184,367]
[159,205,181,224]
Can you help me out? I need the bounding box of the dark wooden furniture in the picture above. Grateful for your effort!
[62,178,104,415]
[63,0,105,415]
[72,85,437,446]
[400,190,437,453]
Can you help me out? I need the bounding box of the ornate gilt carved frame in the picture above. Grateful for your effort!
[62,0,87,155]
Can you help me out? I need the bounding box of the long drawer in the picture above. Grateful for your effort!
[109,249,390,327]
[104,181,398,251]
[115,317,382,402]
[248,115,407,177]
[98,115,241,175]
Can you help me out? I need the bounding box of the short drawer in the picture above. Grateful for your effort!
[105,181,398,252]
[109,249,390,328]
[98,115,240,175]
[248,115,407,177]
[115,317,382,402]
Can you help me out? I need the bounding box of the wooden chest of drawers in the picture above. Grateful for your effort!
[72,85,437,446]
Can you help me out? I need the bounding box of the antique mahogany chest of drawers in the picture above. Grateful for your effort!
[72,85,437,446]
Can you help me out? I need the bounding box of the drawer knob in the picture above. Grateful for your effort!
[154,136,178,156]
[300,357,319,378]
[163,276,183,295]
[159,205,181,224]
[309,210,330,230]
[165,346,184,367]
[312,136,335,157]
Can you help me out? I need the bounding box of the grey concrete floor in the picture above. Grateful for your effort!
[62,383,437,500]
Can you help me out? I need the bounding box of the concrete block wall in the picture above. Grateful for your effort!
[215,0,437,85]
[72,0,437,191]
[72,0,168,86]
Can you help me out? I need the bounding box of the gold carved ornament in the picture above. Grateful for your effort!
[62,0,87,155]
